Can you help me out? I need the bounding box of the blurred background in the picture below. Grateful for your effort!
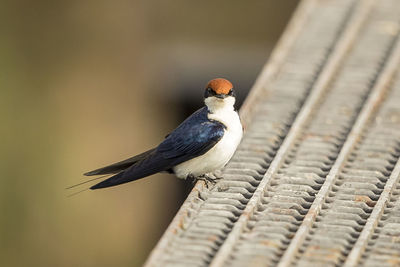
[0,1,298,266]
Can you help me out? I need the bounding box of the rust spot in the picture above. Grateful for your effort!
[207,235,219,242]
[260,240,280,248]
[173,210,188,234]
[302,132,337,143]
[355,195,376,207]
[386,257,400,265]
[177,219,184,230]
[304,246,342,261]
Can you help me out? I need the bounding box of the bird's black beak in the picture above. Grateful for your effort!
[215,94,227,99]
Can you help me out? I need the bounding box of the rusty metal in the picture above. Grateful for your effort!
[280,15,400,267]
[343,41,400,267]
[345,159,400,267]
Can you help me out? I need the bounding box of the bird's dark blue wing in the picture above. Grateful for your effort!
[157,107,225,161]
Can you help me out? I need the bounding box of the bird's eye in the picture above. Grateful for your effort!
[228,89,234,96]
[205,87,216,98]
[207,88,216,95]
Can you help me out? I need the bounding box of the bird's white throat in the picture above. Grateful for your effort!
[204,96,235,114]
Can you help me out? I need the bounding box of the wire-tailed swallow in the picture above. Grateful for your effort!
[84,78,243,189]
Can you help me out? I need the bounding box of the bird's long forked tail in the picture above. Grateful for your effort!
[66,169,142,197]
[88,150,173,189]
[66,148,171,196]
[65,174,111,197]
[66,170,142,197]
[66,171,139,197]
[89,171,131,190]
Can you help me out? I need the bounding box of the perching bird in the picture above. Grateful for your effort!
[84,78,243,190]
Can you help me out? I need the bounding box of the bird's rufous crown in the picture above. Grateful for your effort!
[206,78,233,95]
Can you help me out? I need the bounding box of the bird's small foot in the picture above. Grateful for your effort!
[199,175,215,188]
[212,172,224,182]
[188,174,216,188]
[187,173,224,188]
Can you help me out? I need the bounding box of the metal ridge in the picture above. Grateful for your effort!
[343,37,400,267]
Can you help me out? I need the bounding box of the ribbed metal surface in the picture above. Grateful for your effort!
[145,0,400,266]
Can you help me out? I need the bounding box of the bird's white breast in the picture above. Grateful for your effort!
[173,102,243,179]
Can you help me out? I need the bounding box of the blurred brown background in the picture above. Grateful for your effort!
[0,1,298,266]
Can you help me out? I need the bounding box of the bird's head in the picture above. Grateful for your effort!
[204,78,236,112]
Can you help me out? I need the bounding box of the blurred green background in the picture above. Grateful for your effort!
[0,1,298,266]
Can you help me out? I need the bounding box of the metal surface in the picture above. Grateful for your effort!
[345,47,400,267]
[145,0,400,266]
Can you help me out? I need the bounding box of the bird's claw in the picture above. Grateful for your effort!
[188,174,222,188]
[197,174,222,188]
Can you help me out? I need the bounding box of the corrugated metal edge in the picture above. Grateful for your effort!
[143,1,316,266]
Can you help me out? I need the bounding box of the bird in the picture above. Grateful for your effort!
[82,78,243,190]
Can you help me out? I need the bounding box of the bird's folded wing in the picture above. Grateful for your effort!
[157,120,225,162]
[90,119,225,189]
